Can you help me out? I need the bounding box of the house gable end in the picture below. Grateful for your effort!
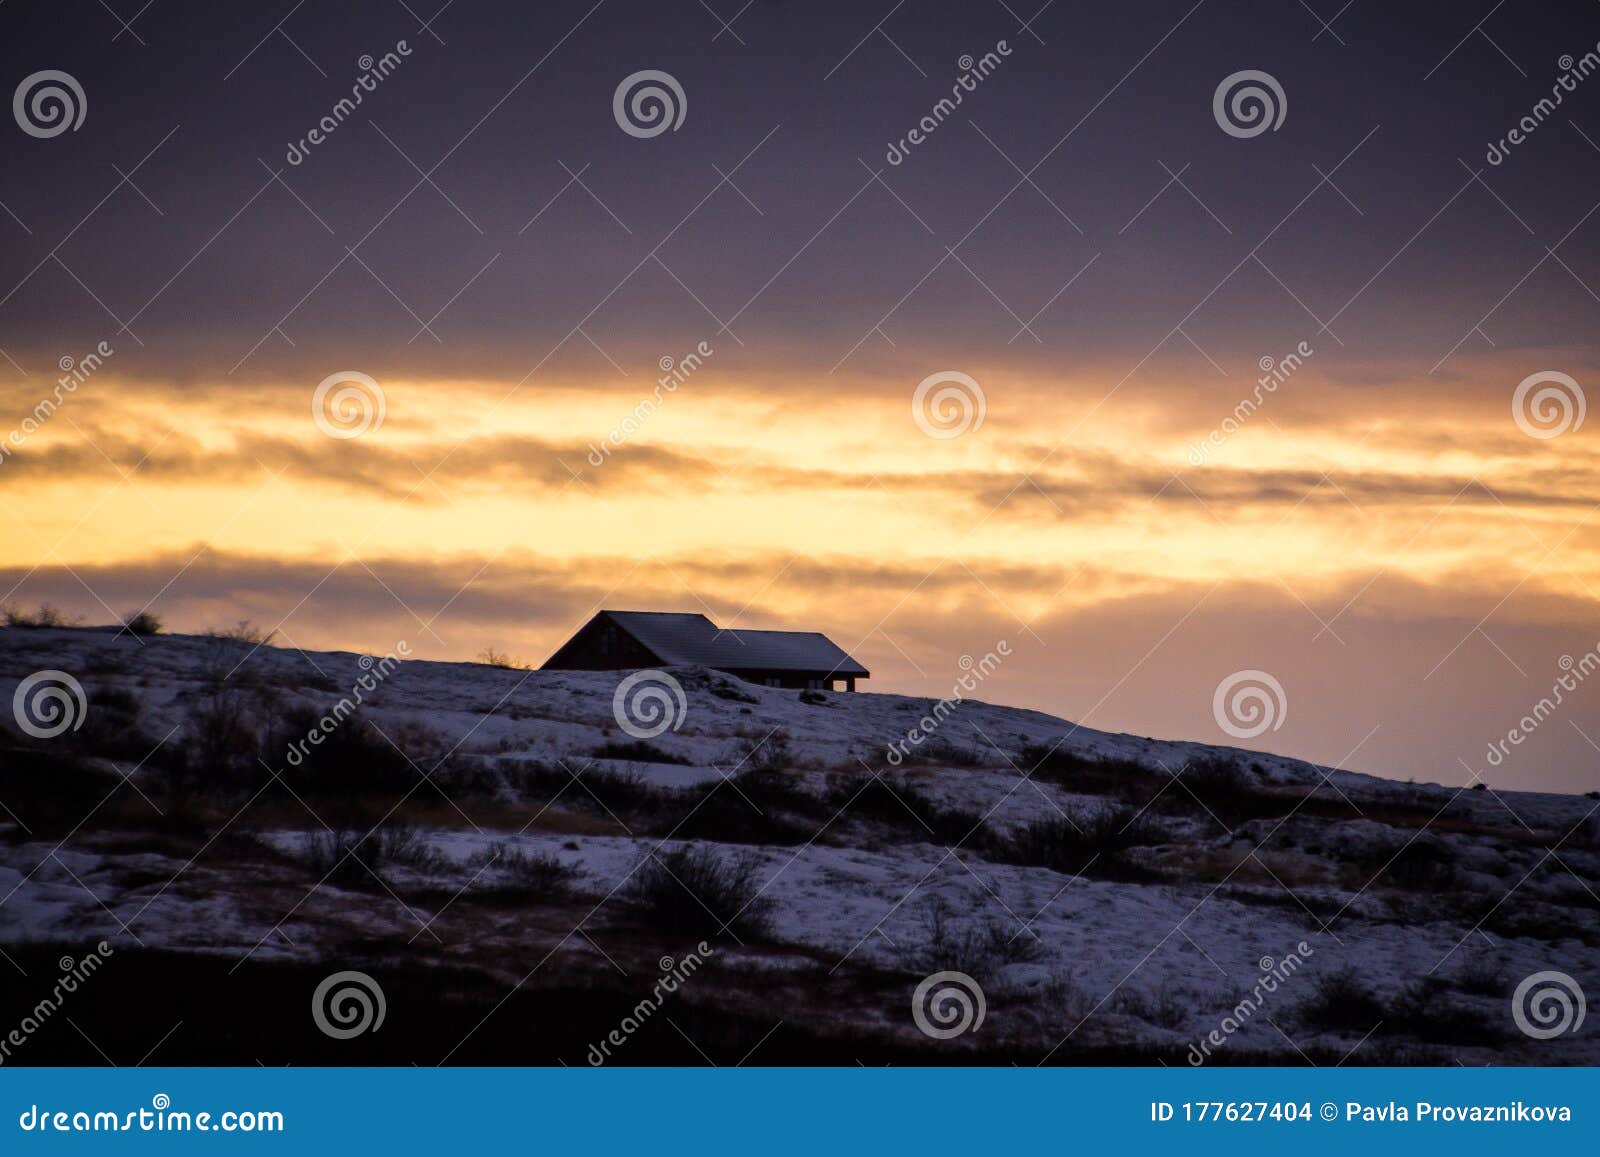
[539,611,667,671]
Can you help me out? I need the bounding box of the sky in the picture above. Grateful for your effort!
[2,0,1599,792]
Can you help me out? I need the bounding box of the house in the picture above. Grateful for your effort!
[541,610,869,691]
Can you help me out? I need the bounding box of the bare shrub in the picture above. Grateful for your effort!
[647,777,818,846]
[507,761,666,814]
[1018,744,1163,797]
[592,739,692,765]
[907,897,1044,976]
[1294,966,1386,1031]
[1386,977,1504,1045]
[3,602,73,628]
[121,610,163,636]
[991,805,1165,879]
[1115,986,1192,1030]
[1447,957,1506,997]
[194,690,264,780]
[1181,755,1251,796]
[824,776,985,845]
[210,619,277,645]
[303,828,370,883]
[274,711,426,795]
[622,844,774,941]
[76,686,155,760]
[372,823,444,871]
[196,625,275,688]
[919,737,988,767]
[149,688,271,796]
[473,842,581,897]
[304,822,443,884]
[731,728,793,776]
[1343,834,1459,892]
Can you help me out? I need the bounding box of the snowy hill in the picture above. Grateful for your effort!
[1,626,1595,1065]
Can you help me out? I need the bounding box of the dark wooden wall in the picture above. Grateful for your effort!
[541,616,663,671]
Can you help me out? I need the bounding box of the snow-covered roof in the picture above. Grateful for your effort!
[601,610,869,677]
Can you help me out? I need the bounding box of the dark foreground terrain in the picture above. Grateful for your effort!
[2,628,1596,1065]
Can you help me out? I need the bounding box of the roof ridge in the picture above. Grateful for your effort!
[596,611,867,676]
[604,609,713,618]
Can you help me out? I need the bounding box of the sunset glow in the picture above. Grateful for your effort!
[3,2,1598,791]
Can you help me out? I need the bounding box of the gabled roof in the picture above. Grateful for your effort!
[601,610,869,677]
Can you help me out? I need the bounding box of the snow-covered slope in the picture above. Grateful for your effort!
[1,627,1595,1065]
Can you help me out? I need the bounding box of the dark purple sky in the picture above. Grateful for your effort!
[2,0,1597,375]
